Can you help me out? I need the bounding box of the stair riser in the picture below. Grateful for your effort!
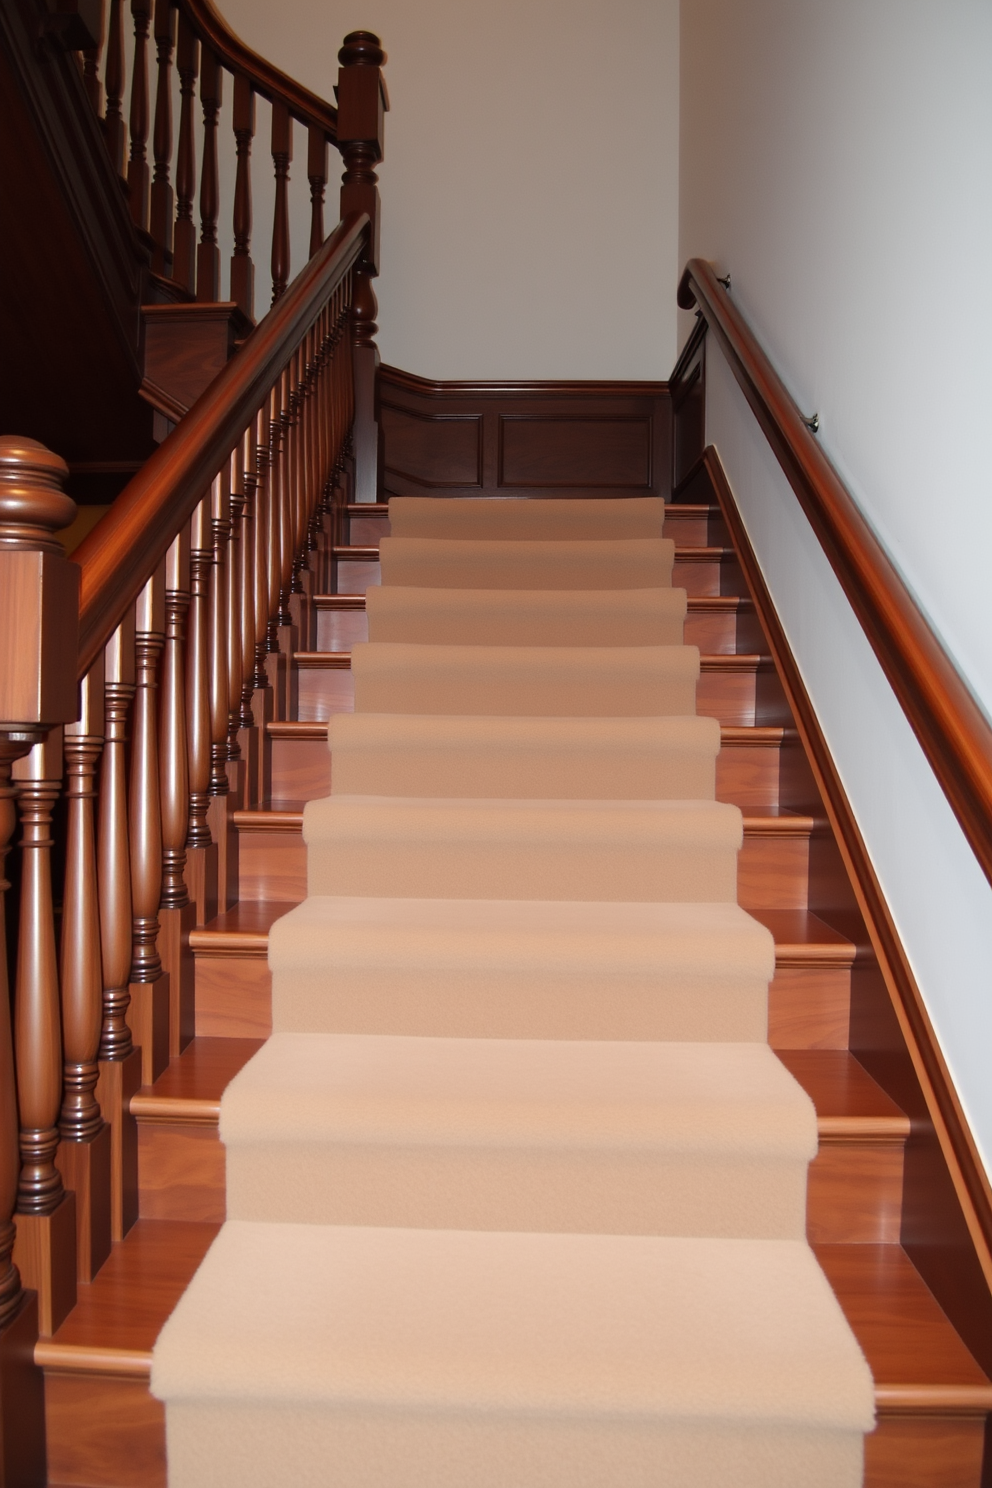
[47,1375,982,1488]
[332,556,734,599]
[296,667,763,728]
[190,951,851,1051]
[315,608,741,653]
[44,1373,165,1488]
[234,827,810,909]
[136,1119,903,1245]
[345,512,719,549]
[269,735,783,811]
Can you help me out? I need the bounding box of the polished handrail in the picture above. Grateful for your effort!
[678,256,992,890]
[179,0,338,137]
[74,212,368,677]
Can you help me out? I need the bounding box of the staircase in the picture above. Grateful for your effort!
[27,493,989,1486]
[1,4,991,1484]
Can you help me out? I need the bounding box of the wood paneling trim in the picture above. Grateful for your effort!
[378,365,672,501]
[679,259,992,893]
[702,443,992,1372]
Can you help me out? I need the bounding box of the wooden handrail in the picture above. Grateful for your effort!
[678,257,992,891]
[74,212,368,679]
[178,0,338,138]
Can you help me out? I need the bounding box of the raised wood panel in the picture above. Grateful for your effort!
[142,303,252,412]
[137,1125,225,1222]
[498,416,650,489]
[379,405,483,488]
[379,367,671,500]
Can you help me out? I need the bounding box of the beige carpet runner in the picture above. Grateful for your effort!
[153,496,874,1486]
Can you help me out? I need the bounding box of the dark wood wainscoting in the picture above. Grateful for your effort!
[379,366,672,500]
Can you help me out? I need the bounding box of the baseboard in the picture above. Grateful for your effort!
[701,443,992,1380]
[377,365,672,501]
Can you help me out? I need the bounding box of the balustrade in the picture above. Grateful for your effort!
[0,22,380,1460]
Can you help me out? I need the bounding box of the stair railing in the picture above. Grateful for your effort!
[0,30,383,1431]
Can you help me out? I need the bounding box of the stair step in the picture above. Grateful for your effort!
[151,1223,874,1487]
[38,1223,989,1488]
[267,719,790,810]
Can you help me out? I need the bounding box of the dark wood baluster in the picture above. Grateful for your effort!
[270,101,292,304]
[160,530,195,1055]
[12,732,78,1338]
[82,0,106,115]
[185,501,218,925]
[227,447,253,800]
[206,474,237,909]
[231,74,255,319]
[337,31,386,502]
[250,409,275,799]
[127,0,152,229]
[264,385,287,717]
[104,0,126,175]
[275,369,298,717]
[96,619,141,1243]
[173,12,199,293]
[0,744,26,1334]
[196,47,223,302]
[308,125,327,259]
[238,427,260,797]
[129,572,169,1088]
[149,0,176,275]
[58,662,112,1285]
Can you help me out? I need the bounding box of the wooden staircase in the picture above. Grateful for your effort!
[35,498,992,1488]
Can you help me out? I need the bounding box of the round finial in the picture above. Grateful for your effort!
[339,31,385,67]
[0,436,76,552]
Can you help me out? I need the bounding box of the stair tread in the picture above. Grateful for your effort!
[132,1037,263,1119]
[295,648,768,671]
[267,719,788,744]
[41,1224,990,1407]
[233,801,815,835]
[315,592,751,612]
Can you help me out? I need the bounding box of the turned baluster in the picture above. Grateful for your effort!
[308,126,327,259]
[59,660,112,1283]
[129,571,169,1087]
[97,618,141,1243]
[185,500,217,925]
[149,0,176,275]
[160,529,194,1053]
[231,74,255,318]
[271,101,292,303]
[0,439,80,1347]
[98,620,135,1069]
[82,0,106,116]
[226,450,245,765]
[127,0,152,228]
[263,388,288,717]
[235,429,259,799]
[173,12,199,293]
[338,30,386,502]
[104,0,126,175]
[196,48,223,301]
[250,409,275,793]
[207,472,238,908]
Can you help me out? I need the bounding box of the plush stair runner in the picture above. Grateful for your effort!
[153,496,874,1487]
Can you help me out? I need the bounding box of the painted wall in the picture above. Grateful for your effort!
[216,0,681,379]
[680,0,992,1166]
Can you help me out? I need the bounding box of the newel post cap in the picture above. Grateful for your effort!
[0,437,80,731]
[0,437,76,552]
[338,31,385,68]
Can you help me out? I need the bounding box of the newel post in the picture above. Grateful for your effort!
[0,437,79,1478]
[337,30,387,503]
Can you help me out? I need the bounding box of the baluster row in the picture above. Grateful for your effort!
[0,290,355,1337]
[77,1,348,320]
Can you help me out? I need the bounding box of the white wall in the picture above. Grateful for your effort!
[681,0,992,1166]
[217,0,681,379]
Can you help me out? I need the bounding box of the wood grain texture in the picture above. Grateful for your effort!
[379,367,671,501]
[44,1372,165,1488]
